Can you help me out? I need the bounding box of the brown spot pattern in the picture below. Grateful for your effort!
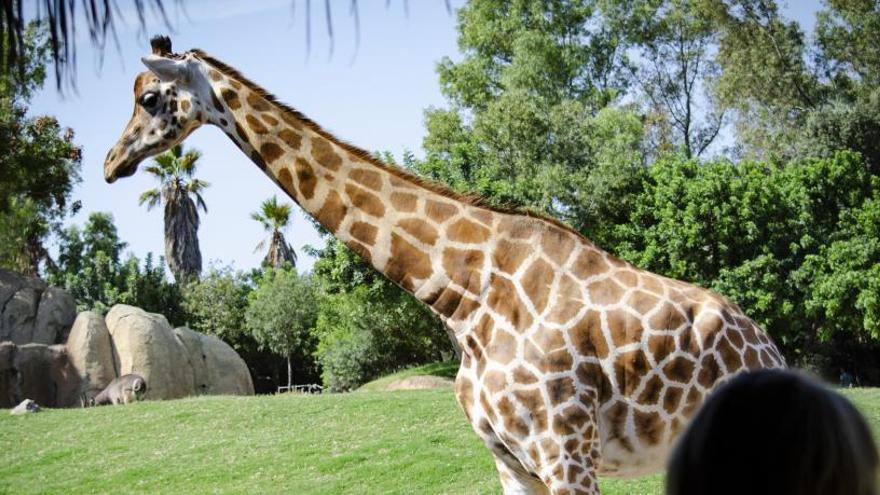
[345,184,385,217]
[260,142,284,164]
[278,128,302,149]
[426,200,457,223]
[315,190,347,232]
[447,218,491,244]
[294,158,317,200]
[521,259,555,314]
[310,137,342,171]
[443,248,484,291]
[246,92,271,111]
[391,192,418,212]
[349,168,383,191]
[349,221,378,246]
[487,275,533,333]
[221,88,241,109]
[387,233,432,290]
[397,219,438,245]
[245,114,268,134]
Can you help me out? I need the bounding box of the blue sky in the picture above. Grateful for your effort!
[30,0,821,275]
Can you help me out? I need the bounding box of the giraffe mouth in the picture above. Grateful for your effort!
[104,155,140,184]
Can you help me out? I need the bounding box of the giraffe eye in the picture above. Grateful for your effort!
[139,92,159,109]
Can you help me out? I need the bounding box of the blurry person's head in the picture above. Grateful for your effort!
[667,369,878,495]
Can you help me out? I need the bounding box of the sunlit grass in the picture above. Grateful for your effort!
[1,375,877,494]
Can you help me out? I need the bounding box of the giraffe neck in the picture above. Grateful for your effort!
[201,60,500,328]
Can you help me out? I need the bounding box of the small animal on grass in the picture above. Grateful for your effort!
[92,374,147,406]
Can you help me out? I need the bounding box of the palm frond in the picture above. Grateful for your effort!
[187,178,210,193]
[138,189,162,210]
[181,149,202,174]
[192,192,208,214]
[152,153,175,170]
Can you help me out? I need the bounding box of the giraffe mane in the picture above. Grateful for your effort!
[188,48,589,241]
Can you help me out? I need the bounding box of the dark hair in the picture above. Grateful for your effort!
[667,369,878,495]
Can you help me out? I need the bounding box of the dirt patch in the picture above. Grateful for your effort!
[385,375,454,391]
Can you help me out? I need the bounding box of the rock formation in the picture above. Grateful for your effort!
[174,327,254,396]
[105,305,196,400]
[13,343,81,407]
[65,312,118,398]
[0,269,255,407]
[0,269,76,345]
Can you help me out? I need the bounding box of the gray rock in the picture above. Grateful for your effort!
[10,398,40,415]
[1,287,41,345]
[105,305,195,400]
[13,343,80,407]
[66,311,118,399]
[0,269,75,345]
[174,327,254,396]
[34,287,76,344]
[0,342,20,407]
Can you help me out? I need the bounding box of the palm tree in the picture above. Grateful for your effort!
[139,144,209,283]
[251,196,297,269]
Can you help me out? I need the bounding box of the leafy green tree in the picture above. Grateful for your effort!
[309,238,454,391]
[616,0,722,158]
[420,0,646,247]
[815,0,880,91]
[702,0,819,160]
[0,24,81,275]
[183,265,253,345]
[797,190,880,341]
[139,144,209,283]
[613,151,878,366]
[46,212,185,324]
[244,266,318,388]
[251,196,297,269]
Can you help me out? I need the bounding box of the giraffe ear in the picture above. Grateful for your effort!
[141,54,187,82]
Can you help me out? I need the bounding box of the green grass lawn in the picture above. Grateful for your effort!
[1,380,877,494]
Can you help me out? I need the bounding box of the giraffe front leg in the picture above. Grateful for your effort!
[539,435,602,495]
[538,396,603,495]
[493,452,551,495]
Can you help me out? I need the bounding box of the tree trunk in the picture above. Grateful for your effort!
[287,354,293,388]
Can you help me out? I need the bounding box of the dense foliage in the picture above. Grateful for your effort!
[0,25,81,275]
[244,266,320,388]
[45,212,186,325]
[309,238,454,391]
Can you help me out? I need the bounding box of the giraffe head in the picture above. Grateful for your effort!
[104,36,212,183]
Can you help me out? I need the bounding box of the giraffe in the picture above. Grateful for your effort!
[104,37,786,494]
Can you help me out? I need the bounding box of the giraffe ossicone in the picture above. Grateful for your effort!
[104,37,785,495]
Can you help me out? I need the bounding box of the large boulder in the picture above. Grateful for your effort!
[0,269,76,345]
[105,305,195,400]
[66,311,118,398]
[0,342,20,407]
[34,287,77,344]
[174,327,254,396]
[13,343,81,408]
